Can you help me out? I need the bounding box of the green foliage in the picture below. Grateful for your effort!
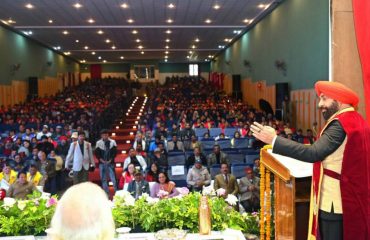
[0,194,56,236]
[112,193,260,234]
[0,192,260,236]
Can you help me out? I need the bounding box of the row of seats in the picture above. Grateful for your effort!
[167,148,259,165]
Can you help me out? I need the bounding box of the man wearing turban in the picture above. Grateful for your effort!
[251,81,370,240]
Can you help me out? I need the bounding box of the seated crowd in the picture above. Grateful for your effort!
[0,78,129,197]
[0,77,316,214]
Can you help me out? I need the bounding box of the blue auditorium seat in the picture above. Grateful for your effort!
[224,128,237,137]
[209,128,222,137]
[168,153,186,166]
[194,128,209,138]
[227,153,245,164]
[231,163,249,179]
[216,138,232,149]
[210,164,221,179]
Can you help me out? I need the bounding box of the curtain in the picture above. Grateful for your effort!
[352,0,370,124]
[90,64,102,79]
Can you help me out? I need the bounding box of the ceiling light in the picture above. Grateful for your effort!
[87,18,95,23]
[136,39,141,43]
[98,56,102,59]
[141,51,145,54]
[48,19,53,23]
[205,19,212,24]
[63,30,69,35]
[105,39,111,43]
[92,52,96,55]
[165,51,169,54]
[112,45,116,49]
[97,30,104,34]
[5,19,16,24]
[75,39,79,43]
[167,18,173,23]
[165,39,170,42]
[191,45,196,49]
[224,38,231,42]
[64,51,71,55]
[138,45,143,49]
[189,51,193,54]
[205,59,209,62]
[186,56,190,59]
[80,59,86,63]
[165,45,170,49]
[258,4,269,9]
[127,19,134,23]
[166,30,172,34]
[120,56,124,59]
[195,38,200,42]
[208,55,213,58]
[165,55,168,59]
[73,3,82,9]
[213,4,220,10]
[243,19,252,24]
[164,59,168,62]
[132,30,138,34]
[84,46,89,50]
[218,45,225,49]
[168,3,175,8]
[25,3,34,9]
[121,3,129,8]
[103,60,107,63]
[233,30,242,34]
[23,31,33,35]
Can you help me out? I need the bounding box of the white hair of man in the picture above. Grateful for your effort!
[49,182,115,240]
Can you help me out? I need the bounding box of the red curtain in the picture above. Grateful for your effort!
[90,64,102,79]
[353,0,370,125]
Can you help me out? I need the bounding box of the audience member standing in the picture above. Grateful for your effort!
[65,132,95,185]
[95,129,118,195]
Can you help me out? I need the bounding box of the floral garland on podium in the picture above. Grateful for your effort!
[260,145,272,240]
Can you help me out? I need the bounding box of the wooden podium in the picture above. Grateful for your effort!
[259,148,312,240]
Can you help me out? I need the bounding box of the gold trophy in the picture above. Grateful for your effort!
[199,196,211,235]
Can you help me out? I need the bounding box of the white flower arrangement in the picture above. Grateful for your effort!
[216,188,226,197]
[157,190,169,198]
[114,190,136,206]
[202,185,216,196]
[225,194,238,206]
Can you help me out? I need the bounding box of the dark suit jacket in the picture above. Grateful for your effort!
[186,154,207,168]
[127,180,150,198]
[273,121,346,163]
[214,173,239,196]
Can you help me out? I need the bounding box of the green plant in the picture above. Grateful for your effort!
[112,192,260,234]
[0,192,57,236]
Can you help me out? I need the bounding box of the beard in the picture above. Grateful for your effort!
[321,101,339,120]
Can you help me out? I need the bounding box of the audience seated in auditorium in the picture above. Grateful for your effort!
[49,182,115,240]
[207,144,230,168]
[150,171,179,199]
[123,148,147,171]
[214,163,239,197]
[118,163,135,189]
[186,147,207,168]
[127,171,150,199]
[149,147,168,172]
[8,171,37,199]
[145,162,159,182]
[186,159,211,192]
[239,167,260,212]
[27,164,44,186]
[0,163,17,186]
[167,134,185,152]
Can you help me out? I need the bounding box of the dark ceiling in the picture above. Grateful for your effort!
[0,0,281,63]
